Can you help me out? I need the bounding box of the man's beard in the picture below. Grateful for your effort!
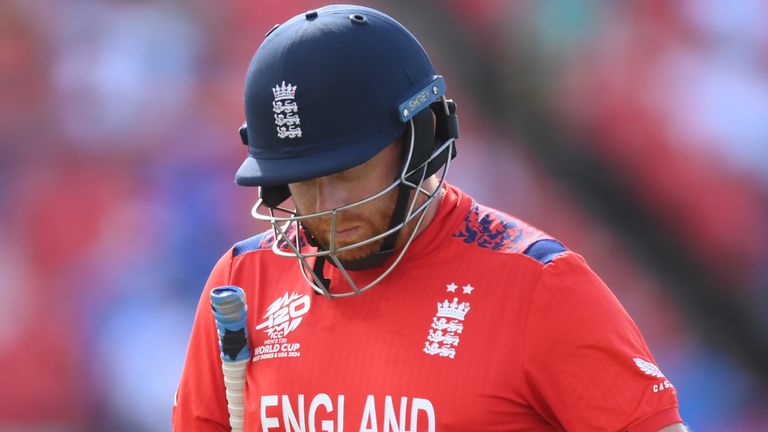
[299,188,401,266]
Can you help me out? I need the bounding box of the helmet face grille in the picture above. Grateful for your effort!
[251,120,458,297]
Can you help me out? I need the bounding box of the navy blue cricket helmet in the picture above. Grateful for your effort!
[235,4,456,196]
[236,4,459,297]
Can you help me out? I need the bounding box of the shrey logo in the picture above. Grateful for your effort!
[424,284,472,359]
[253,292,311,362]
[272,81,302,139]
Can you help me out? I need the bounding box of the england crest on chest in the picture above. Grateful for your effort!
[423,282,474,359]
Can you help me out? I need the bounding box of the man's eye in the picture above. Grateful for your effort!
[344,164,368,180]
[337,172,357,182]
[295,179,316,188]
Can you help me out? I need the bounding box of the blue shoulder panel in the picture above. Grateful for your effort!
[233,231,272,257]
[523,239,567,264]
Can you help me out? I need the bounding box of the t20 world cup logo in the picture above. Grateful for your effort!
[256,292,311,339]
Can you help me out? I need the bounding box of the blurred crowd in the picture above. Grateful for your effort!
[0,1,766,430]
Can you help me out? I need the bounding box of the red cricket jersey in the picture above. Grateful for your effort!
[173,184,681,431]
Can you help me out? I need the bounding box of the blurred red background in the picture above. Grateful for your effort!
[1,1,766,430]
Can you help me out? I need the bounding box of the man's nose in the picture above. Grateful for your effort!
[314,178,351,213]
